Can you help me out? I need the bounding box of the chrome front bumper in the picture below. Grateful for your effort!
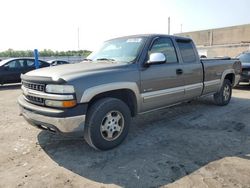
[18,96,86,133]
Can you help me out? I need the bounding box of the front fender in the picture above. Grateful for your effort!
[80,82,142,111]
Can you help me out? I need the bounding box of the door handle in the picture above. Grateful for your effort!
[176,69,183,75]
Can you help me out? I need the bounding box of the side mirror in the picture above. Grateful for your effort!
[146,53,166,65]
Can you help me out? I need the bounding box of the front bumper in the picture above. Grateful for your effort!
[18,96,86,133]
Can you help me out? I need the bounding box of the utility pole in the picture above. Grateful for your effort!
[168,17,170,35]
[77,27,80,50]
[181,24,183,33]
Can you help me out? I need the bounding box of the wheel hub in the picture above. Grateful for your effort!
[223,85,230,101]
[100,111,124,141]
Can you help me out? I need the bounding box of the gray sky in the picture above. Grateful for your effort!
[0,0,250,51]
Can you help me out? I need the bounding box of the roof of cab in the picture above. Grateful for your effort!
[106,34,192,41]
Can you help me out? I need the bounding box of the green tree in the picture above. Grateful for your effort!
[0,49,92,58]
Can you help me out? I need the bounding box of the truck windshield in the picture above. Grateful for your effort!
[87,37,145,63]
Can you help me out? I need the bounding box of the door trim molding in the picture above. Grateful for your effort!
[141,86,184,102]
[204,79,221,87]
[141,82,206,102]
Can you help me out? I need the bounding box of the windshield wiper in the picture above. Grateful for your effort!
[96,58,115,61]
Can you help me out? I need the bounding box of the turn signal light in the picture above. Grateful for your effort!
[62,100,77,108]
[45,99,77,108]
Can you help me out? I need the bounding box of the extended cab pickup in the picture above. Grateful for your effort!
[18,34,241,150]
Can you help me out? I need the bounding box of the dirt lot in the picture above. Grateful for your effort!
[0,84,250,188]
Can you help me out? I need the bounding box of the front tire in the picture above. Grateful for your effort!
[84,98,131,150]
[214,79,232,106]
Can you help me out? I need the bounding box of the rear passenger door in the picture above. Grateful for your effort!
[140,37,185,112]
[176,39,203,99]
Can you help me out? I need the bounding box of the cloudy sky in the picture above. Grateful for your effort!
[0,0,250,51]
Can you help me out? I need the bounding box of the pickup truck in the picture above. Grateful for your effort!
[18,34,241,150]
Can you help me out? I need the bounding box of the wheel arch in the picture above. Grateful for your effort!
[81,82,141,117]
[220,69,235,88]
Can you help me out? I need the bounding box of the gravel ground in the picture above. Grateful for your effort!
[0,84,250,188]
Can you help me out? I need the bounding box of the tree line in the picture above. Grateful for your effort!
[0,49,92,57]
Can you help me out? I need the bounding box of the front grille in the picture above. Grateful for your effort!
[22,81,45,106]
[25,95,44,105]
[22,81,45,92]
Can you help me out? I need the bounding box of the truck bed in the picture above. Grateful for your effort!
[201,58,241,94]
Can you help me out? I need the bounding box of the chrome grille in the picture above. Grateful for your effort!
[25,95,44,105]
[22,81,45,92]
[22,81,45,106]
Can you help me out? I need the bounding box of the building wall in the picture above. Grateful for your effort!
[176,24,250,57]
[198,44,250,58]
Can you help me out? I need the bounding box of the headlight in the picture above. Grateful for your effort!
[45,99,77,108]
[46,84,75,94]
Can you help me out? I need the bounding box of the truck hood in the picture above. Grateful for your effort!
[25,61,129,81]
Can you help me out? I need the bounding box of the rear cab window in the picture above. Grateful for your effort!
[176,39,197,63]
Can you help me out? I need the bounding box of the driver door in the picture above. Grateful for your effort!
[140,37,185,112]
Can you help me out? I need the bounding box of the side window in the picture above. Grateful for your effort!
[5,60,25,70]
[39,60,49,67]
[59,61,68,65]
[27,60,35,67]
[177,40,197,63]
[5,61,16,69]
[150,37,178,63]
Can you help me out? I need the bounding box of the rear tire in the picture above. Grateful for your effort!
[84,98,131,150]
[213,79,232,106]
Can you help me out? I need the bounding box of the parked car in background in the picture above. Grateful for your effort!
[47,59,70,66]
[236,51,250,84]
[0,58,50,85]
